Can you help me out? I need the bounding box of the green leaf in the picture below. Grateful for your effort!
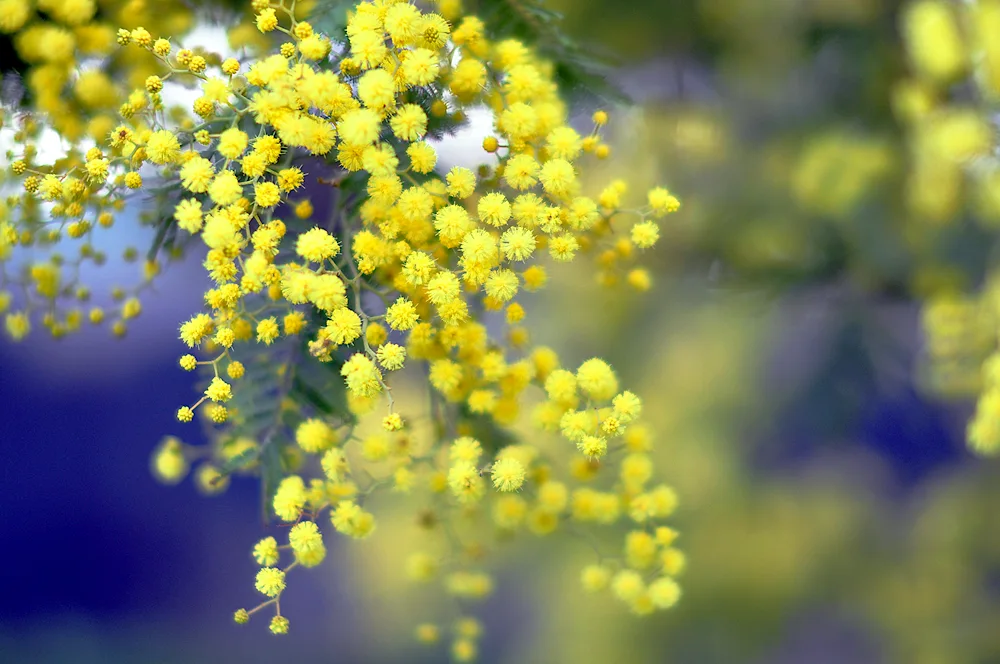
[458,405,518,455]
[259,441,286,522]
[197,328,299,522]
[290,350,356,424]
[479,0,628,103]
[310,0,356,39]
[146,215,176,262]
[217,444,261,476]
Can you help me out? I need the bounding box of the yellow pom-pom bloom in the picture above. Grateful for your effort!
[341,353,383,397]
[576,358,619,401]
[269,616,289,635]
[491,456,526,491]
[146,130,180,164]
[648,187,680,217]
[218,128,249,159]
[256,8,279,32]
[324,308,362,345]
[446,167,477,198]
[273,475,307,521]
[205,377,233,402]
[289,521,326,567]
[386,297,419,330]
[254,567,286,597]
[377,343,407,370]
[611,570,644,603]
[648,577,681,609]
[448,462,485,503]
[581,564,611,592]
[256,317,280,345]
[339,108,381,146]
[296,227,340,262]
[151,437,188,484]
[478,193,512,227]
[295,418,337,453]
[902,0,968,82]
[253,537,279,566]
[208,171,243,206]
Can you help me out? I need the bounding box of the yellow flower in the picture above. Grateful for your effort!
[218,128,249,160]
[254,181,281,208]
[631,220,660,248]
[180,157,215,193]
[500,227,536,261]
[477,193,512,226]
[252,537,279,566]
[401,48,440,86]
[386,298,419,330]
[205,377,233,402]
[539,158,577,198]
[377,343,406,370]
[341,353,382,397]
[581,564,611,592]
[254,567,285,597]
[324,308,362,344]
[339,108,381,145]
[289,521,326,567]
[446,167,477,198]
[546,126,583,160]
[256,317,280,345]
[490,456,525,491]
[146,130,180,164]
[407,141,438,172]
[208,170,243,206]
[0,0,31,33]
[504,154,539,190]
[295,227,340,262]
[390,104,428,141]
[256,8,279,32]
[448,462,485,503]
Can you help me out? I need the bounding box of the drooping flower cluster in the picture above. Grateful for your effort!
[2,0,683,655]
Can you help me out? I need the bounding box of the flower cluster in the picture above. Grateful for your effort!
[897,0,1000,225]
[902,0,1000,456]
[0,0,208,338]
[4,0,683,655]
[0,0,198,142]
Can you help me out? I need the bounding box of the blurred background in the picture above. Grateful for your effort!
[4,0,1000,662]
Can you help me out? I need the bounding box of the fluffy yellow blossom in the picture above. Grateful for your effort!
[273,476,307,522]
[254,567,285,597]
[341,354,382,397]
[331,500,376,539]
[449,462,485,503]
[325,309,363,345]
[447,167,477,198]
[256,8,279,32]
[289,521,326,567]
[269,616,289,635]
[253,537,279,566]
[205,377,233,402]
[146,130,180,164]
[576,358,619,401]
[377,343,407,370]
[151,437,188,484]
[902,0,968,82]
[296,228,341,262]
[490,456,526,491]
[581,564,611,592]
[296,419,337,453]
[256,318,280,345]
